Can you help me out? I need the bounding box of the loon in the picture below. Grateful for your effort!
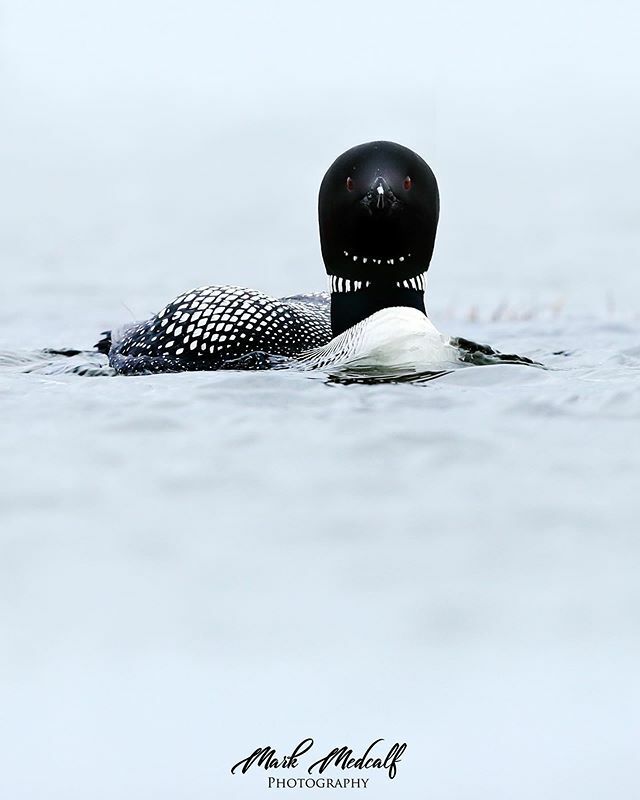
[98,141,532,375]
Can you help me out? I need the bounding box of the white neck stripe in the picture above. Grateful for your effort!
[328,273,427,294]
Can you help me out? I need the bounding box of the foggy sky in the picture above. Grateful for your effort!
[1,0,639,333]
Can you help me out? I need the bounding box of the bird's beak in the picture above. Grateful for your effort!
[361,176,396,215]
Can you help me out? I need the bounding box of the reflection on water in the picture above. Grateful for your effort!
[326,369,452,385]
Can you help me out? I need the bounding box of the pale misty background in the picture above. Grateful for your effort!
[1,2,639,799]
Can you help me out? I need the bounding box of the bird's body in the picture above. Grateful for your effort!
[102,286,332,375]
[97,140,534,376]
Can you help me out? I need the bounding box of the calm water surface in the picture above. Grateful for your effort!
[1,297,639,799]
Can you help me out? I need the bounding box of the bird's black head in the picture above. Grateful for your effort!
[318,141,440,335]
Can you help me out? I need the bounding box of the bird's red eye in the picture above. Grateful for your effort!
[403,176,412,191]
[346,177,354,191]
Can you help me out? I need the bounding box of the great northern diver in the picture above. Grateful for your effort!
[98,141,531,375]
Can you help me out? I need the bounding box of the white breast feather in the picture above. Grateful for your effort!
[294,307,460,373]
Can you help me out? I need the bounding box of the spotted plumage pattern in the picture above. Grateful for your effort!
[107,285,332,375]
